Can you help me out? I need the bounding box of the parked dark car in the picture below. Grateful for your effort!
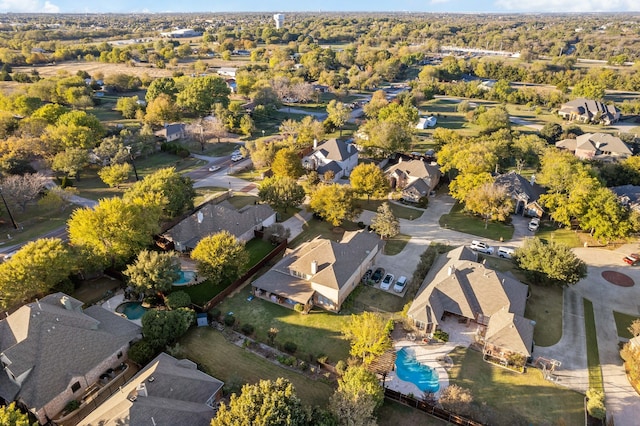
[371,267,385,283]
[362,269,373,283]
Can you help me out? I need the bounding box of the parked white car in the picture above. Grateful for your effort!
[393,276,408,293]
[528,218,540,232]
[469,240,494,254]
[231,154,244,162]
[497,247,515,259]
[380,273,395,290]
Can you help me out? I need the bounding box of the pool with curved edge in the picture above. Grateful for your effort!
[115,302,148,320]
[173,270,196,286]
[395,347,440,393]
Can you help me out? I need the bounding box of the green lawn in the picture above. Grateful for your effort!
[0,204,74,246]
[216,285,351,363]
[288,217,361,248]
[180,327,335,407]
[537,223,582,248]
[377,400,447,426]
[194,186,227,206]
[226,193,259,209]
[439,202,514,241]
[584,298,604,391]
[448,347,584,425]
[344,285,407,315]
[135,152,204,176]
[383,234,411,255]
[358,198,424,220]
[613,311,640,339]
[245,238,276,266]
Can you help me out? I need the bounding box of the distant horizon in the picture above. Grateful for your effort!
[1,0,638,14]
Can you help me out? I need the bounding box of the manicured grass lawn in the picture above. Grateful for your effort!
[480,256,563,347]
[0,204,74,246]
[193,186,227,206]
[613,311,640,339]
[136,152,203,176]
[358,198,424,220]
[448,347,584,425]
[537,223,582,248]
[377,400,447,426]
[345,285,407,315]
[584,298,604,391]
[245,238,276,266]
[180,327,335,407]
[231,167,269,182]
[226,193,259,209]
[383,234,411,255]
[289,217,361,248]
[216,285,351,363]
[438,202,514,241]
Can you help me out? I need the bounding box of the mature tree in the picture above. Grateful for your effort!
[350,163,389,201]
[31,103,69,124]
[465,183,514,228]
[45,110,105,151]
[177,76,231,115]
[271,147,304,179]
[359,119,414,157]
[449,172,493,202]
[0,172,48,211]
[124,167,195,219]
[475,105,510,134]
[310,184,360,227]
[93,136,130,165]
[68,198,160,268]
[144,93,180,125]
[51,148,90,180]
[511,134,547,169]
[326,100,351,136]
[514,238,587,286]
[363,90,389,119]
[0,402,36,426]
[239,114,255,136]
[115,96,141,119]
[572,78,606,100]
[370,202,399,239]
[124,250,181,295]
[245,139,277,168]
[98,163,132,188]
[211,378,307,426]
[258,176,306,212]
[341,312,393,363]
[141,308,195,349]
[439,384,474,417]
[145,77,177,103]
[295,115,325,148]
[539,122,563,143]
[579,187,632,242]
[0,238,74,309]
[191,231,249,283]
[329,366,383,426]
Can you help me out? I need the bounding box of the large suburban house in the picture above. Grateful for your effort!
[408,246,534,369]
[494,171,545,218]
[79,352,224,426]
[386,158,442,203]
[302,138,358,181]
[252,230,381,312]
[163,200,276,252]
[611,185,640,212]
[558,98,620,125]
[155,123,186,142]
[556,132,632,162]
[0,293,141,424]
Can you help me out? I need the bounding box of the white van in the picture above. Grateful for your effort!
[497,247,515,259]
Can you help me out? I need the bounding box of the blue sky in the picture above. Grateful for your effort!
[1,0,638,14]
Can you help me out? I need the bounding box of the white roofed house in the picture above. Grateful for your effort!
[302,138,358,181]
[252,230,381,312]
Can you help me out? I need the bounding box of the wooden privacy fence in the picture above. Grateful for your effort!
[202,239,287,312]
[384,388,484,426]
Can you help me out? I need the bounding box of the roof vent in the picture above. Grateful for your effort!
[197,211,204,224]
[311,260,318,275]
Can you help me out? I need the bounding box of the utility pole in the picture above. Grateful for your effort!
[0,186,18,229]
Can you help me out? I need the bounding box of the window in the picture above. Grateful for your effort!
[71,382,81,393]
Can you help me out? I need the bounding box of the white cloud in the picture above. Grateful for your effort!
[0,0,59,12]
[495,0,639,12]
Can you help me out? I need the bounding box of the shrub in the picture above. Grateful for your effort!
[293,303,304,313]
[335,360,347,375]
[165,291,191,310]
[586,388,606,420]
[298,360,308,371]
[223,314,236,326]
[241,323,254,335]
[384,319,395,335]
[283,341,297,354]
[276,355,295,366]
[433,330,449,342]
[65,399,80,412]
[208,308,221,321]
[128,339,156,365]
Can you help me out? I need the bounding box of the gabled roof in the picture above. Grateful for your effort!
[164,201,276,249]
[314,138,357,162]
[79,353,224,426]
[559,98,619,120]
[494,171,544,204]
[575,133,631,156]
[485,308,535,356]
[317,161,343,176]
[403,179,430,197]
[155,123,185,138]
[0,293,141,410]
[612,185,640,206]
[387,159,441,181]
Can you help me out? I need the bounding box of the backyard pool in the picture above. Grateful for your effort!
[115,302,148,320]
[395,347,440,393]
[173,270,196,286]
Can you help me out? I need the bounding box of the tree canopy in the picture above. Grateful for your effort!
[124,250,181,295]
[341,312,393,363]
[191,231,249,283]
[309,184,360,227]
[349,163,389,201]
[464,183,513,228]
[176,76,231,115]
[514,238,587,286]
[370,202,399,239]
[258,176,306,212]
[124,167,195,219]
[0,402,36,426]
[271,147,304,179]
[329,366,384,426]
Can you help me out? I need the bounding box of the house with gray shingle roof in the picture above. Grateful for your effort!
[79,352,224,426]
[612,185,640,212]
[252,230,381,312]
[494,171,545,218]
[558,98,620,125]
[302,138,358,181]
[154,123,186,142]
[408,246,534,369]
[0,293,141,424]
[163,200,276,252]
[386,158,441,203]
[556,132,631,162]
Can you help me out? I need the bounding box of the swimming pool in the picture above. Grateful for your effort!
[395,347,440,393]
[173,270,196,286]
[115,302,148,320]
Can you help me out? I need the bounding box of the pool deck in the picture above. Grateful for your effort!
[101,292,143,326]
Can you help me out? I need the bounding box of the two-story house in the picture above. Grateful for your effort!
[302,138,358,181]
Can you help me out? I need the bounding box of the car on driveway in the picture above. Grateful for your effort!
[380,273,395,290]
[208,165,221,172]
[362,269,373,283]
[371,267,385,283]
[469,240,494,255]
[231,154,244,162]
[393,276,407,293]
[528,218,540,232]
[623,254,640,265]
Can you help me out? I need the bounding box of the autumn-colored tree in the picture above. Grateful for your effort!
[271,147,304,179]
[329,366,384,426]
[326,99,351,136]
[465,183,514,228]
[98,163,132,188]
[124,167,195,219]
[341,312,393,363]
[310,183,360,226]
[123,250,181,295]
[350,163,389,201]
[191,231,249,283]
[370,202,399,239]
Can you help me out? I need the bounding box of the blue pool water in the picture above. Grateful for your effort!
[395,347,440,393]
[173,270,196,286]
[115,302,148,320]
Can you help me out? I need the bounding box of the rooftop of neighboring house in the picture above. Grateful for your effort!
[559,98,619,117]
[494,171,544,203]
[387,158,441,181]
[0,293,141,410]
[556,133,631,157]
[312,138,357,162]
